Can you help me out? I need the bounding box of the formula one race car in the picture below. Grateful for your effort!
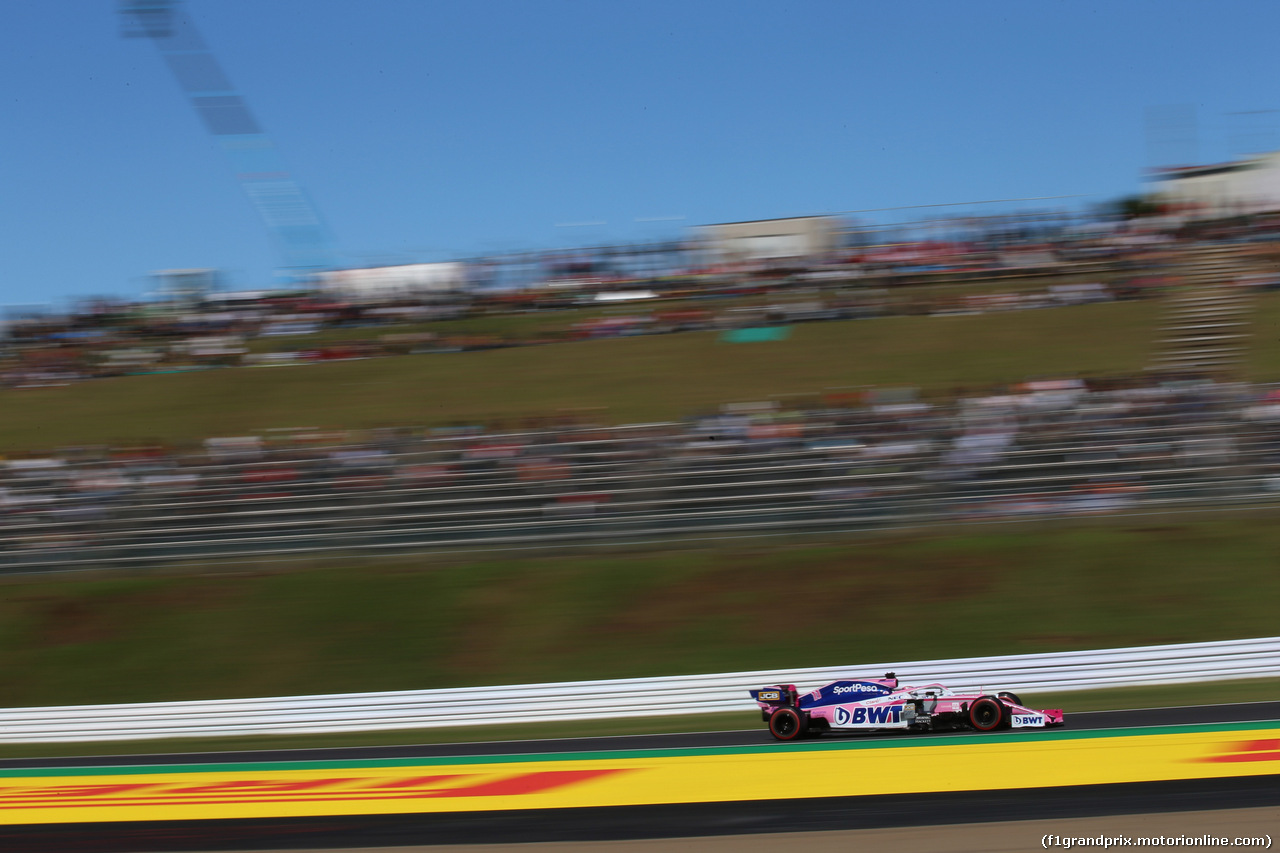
[750,673,1064,740]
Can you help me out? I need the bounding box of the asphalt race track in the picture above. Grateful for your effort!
[0,703,1276,851]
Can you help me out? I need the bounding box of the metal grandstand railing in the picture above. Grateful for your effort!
[3,382,1280,570]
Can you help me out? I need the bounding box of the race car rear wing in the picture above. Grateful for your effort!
[750,685,798,705]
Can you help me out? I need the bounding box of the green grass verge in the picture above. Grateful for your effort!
[0,301,1158,451]
[1,678,1275,763]
[1245,291,1280,380]
[1,512,1277,711]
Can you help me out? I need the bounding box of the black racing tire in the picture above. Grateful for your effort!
[768,705,807,741]
[997,691,1023,707]
[968,696,1005,732]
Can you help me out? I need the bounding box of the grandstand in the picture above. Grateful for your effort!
[3,374,1279,571]
[3,209,1280,572]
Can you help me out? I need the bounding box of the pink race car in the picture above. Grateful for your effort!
[750,672,1064,741]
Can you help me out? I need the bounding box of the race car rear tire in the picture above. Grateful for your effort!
[768,706,807,741]
[968,696,1005,732]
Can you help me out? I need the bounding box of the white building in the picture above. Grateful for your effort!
[318,263,467,301]
[1150,150,1280,219]
[696,216,842,264]
[153,268,219,303]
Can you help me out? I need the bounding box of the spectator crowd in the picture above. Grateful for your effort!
[3,376,1279,568]
[3,206,1222,390]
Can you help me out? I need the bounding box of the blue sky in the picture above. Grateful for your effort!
[3,1,1278,307]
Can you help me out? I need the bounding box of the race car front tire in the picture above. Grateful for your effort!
[968,696,1005,732]
[997,691,1023,707]
[768,706,807,741]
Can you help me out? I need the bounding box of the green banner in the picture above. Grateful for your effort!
[721,326,791,343]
